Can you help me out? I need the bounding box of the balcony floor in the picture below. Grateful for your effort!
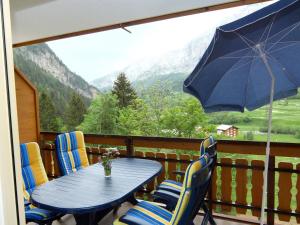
[28,202,247,225]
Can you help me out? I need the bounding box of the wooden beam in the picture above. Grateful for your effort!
[13,0,271,47]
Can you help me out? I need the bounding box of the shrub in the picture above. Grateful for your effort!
[259,125,300,135]
[244,131,254,141]
[295,132,300,139]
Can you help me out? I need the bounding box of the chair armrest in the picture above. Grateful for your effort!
[120,214,153,225]
[157,184,181,194]
[24,199,31,207]
[172,170,185,176]
[153,189,180,205]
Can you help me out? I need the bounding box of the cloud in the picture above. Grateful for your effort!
[48,1,273,82]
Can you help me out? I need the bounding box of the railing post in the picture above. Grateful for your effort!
[267,156,275,225]
[126,137,134,157]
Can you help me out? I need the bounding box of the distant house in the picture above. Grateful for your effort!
[217,125,239,137]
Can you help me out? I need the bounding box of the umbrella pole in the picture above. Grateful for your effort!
[258,45,275,225]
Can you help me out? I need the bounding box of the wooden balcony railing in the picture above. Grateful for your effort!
[39,132,300,225]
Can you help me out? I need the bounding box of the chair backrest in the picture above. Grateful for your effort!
[20,142,48,200]
[55,131,89,175]
[200,136,215,156]
[170,153,213,225]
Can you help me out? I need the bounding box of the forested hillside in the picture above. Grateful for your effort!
[13,43,99,131]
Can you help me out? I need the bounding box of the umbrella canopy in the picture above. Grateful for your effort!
[183,0,300,224]
[184,0,300,113]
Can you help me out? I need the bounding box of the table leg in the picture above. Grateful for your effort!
[74,208,112,225]
[126,194,138,205]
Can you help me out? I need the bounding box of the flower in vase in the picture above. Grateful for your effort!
[98,148,120,177]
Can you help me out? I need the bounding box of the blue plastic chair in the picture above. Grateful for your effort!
[21,142,62,225]
[155,136,216,197]
[114,153,213,225]
[55,131,89,175]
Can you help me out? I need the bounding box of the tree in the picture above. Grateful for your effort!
[65,92,87,131]
[79,94,118,134]
[161,96,207,138]
[141,81,174,134]
[39,91,60,131]
[118,99,156,136]
[112,73,137,108]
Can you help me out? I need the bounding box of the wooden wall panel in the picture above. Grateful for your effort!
[15,67,39,143]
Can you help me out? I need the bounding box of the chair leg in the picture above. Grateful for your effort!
[201,213,209,225]
[202,204,216,225]
[113,205,121,215]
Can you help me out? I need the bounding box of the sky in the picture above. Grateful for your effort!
[47,1,273,82]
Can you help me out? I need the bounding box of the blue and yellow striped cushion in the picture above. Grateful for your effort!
[55,131,89,175]
[200,136,215,156]
[170,154,209,225]
[157,136,214,193]
[21,142,61,222]
[159,180,182,192]
[21,142,48,200]
[115,201,172,225]
[25,207,59,221]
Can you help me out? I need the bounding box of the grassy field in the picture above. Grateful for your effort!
[209,97,300,143]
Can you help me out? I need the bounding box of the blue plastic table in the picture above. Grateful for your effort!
[31,158,162,225]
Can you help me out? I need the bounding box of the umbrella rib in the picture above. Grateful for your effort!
[218,46,253,59]
[264,52,299,85]
[262,14,278,52]
[234,31,256,48]
[259,13,278,49]
[205,51,254,106]
[268,41,300,54]
[219,56,254,59]
[230,57,259,72]
[244,50,258,108]
[266,21,300,51]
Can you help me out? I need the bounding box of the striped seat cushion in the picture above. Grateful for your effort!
[115,201,172,225]
[55,131,89,175]
[158,180,182,193]
[25,207,60,222]
[170,154,209,225]
[156,136,214,193]
[200,136,215,155]
[21,142,61,222]
[21,142,48,200]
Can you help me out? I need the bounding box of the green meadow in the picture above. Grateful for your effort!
[212,98,300,143]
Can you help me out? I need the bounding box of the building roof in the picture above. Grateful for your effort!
[217,124,238,131]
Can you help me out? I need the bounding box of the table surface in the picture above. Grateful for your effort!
[31,158,162,214]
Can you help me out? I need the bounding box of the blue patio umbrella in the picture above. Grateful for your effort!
[183,0,300,224]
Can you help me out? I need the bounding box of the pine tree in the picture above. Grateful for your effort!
[112,73,137,108]
[39,91,60,131]
[65,92,87,131]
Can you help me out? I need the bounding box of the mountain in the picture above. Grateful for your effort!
[91,36,210,92]
[13,43,100,115]
[14,43,99,98]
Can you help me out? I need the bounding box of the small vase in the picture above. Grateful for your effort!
[104,165,112,177]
